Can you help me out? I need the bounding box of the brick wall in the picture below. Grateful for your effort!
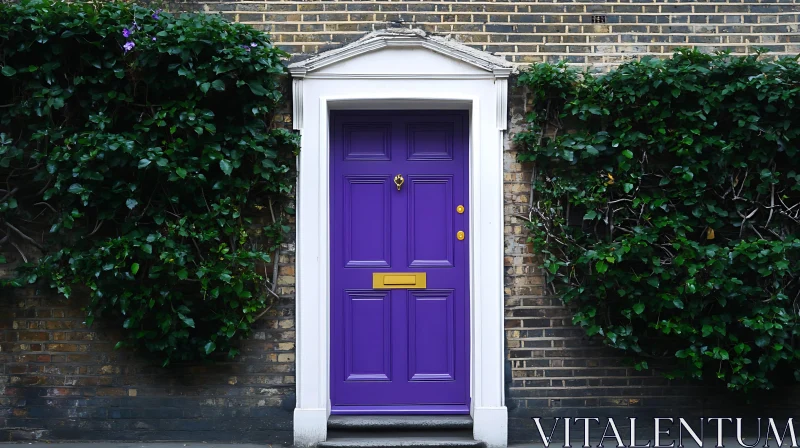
[193,0,800,69]
[3,1,800,445]
[0,237,297,443]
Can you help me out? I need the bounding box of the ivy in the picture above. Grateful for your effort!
[515,49,800,391]
[0,0,299,365]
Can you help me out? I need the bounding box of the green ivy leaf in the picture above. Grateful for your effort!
[1,66,16,77]
[204,341,216,354]
[131,263,140,275]
[178,313,195,328]
[219,159,233,175]
[247,81,269,96]
[211,79,225,91]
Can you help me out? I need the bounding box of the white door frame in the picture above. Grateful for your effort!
[288,29,512,448]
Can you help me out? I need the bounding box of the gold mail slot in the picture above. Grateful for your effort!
[372,272,427,289]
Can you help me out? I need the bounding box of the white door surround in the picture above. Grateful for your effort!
[288,28,512,448]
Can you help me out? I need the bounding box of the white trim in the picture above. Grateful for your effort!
[288,28,513,78]
[292,79,303,131]
[293,408,327,446]
[294,73,500,80]
[495,78,508,131]
[291,29,510,448]
[474,407,510,448]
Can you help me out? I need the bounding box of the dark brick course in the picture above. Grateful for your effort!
[196,0,800,68]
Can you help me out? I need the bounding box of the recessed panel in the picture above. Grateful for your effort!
[343,123,391,160]
[344,176,390,268]
[408,290,455,381]
[407,122,454,161]
[408,176,454,267]
[344,290,392,381]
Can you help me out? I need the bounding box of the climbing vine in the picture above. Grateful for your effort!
[515,50,800,391]
[0,0,298,365]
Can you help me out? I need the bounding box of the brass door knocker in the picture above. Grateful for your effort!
[394,174,404,191]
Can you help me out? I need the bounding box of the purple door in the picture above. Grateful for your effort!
[330,110,470,414]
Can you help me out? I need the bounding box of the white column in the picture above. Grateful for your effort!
[472,78,509,448]
[293,83,329,448]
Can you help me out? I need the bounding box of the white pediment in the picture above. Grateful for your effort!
[288,28,513,79]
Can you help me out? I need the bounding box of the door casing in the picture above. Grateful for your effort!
[290,34,511,448]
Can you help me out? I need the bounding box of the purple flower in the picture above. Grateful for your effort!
[250,42,257,47]
[152,37,157,41]
[122,28,130,38]
[123,41,135,53]
[152,9,162,20]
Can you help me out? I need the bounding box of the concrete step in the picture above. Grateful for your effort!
[328,415,474,430]
[324,416,482,448]
[319,436,485,448]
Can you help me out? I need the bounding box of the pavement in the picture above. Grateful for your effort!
[0,444,272,448]
[0,439,750,448]
[0,444,271,448]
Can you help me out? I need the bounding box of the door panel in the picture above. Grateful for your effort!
[330,110,469,414]
[344,176,392,268]
[408,290,456,381]
[407,122,454,160]
[408,175,454,268]
[343,123,392,160]
[344,290,392,381]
